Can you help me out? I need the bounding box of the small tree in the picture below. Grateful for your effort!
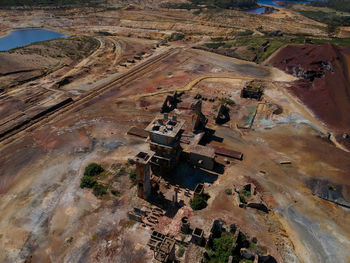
[80,176,96,188]
[190,195,208,210]
[212,232,235,263]
[93,183,107,196]
[225,188,232,195]
[84,163,104,177]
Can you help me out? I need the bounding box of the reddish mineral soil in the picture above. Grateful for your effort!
[269,43,350,133]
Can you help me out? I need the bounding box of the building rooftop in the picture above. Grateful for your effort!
[186,144,215,158]
[133,151,155,164]
[145,114,185,138]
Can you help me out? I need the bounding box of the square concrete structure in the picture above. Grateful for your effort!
[187,145,215,170]
[145,115,184,169]
[145,114,184,146]
[191,227,204,246]
[133,151,155,199]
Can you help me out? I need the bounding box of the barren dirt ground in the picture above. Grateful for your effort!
[0,5,350,263]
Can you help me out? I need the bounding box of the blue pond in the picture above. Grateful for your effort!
[247,0,309,14]
[0,28,66,52]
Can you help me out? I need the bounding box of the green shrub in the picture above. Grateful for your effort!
[80,175,96,188]
[129,169,137,185]
[239,194,246,204]
[249,242,267,255]
[84,163,104,177]
[204,42,225,49]
[93,183,107,196]
[212,232,235,263]
[190,195,208,210]
[195,93,202,99]
[168,32,185,41]
[241,189,251,197]
[177,246,185,257]
[111,189,121,197]
[225,188,232,195]
[219,98,235,106]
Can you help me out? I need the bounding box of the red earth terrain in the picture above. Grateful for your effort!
[269,43,350,134]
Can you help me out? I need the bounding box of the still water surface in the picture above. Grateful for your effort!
[0,28,66,52]
[247,0,309,14]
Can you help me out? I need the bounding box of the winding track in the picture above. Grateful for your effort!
[0,47,179,146]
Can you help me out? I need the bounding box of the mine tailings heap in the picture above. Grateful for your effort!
[269,43,350,132]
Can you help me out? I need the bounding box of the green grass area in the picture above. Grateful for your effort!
[0,0,103,8]
[311,0,350,13]
[202,33,350,63]
[299,10,350,33]
[162,0,256,10]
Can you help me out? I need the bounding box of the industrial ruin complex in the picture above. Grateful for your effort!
[126,85,278,263]
[2,3,350,263]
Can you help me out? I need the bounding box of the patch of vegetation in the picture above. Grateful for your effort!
[236,29,254,36]
[210,232,235,263]
[93,183,107,196]
[91,234,99,242]
[299,10,350,33]
[204,42,226,49]
[163,0,257,11]
[177,245,186,257]
[84,163,104,177]
[213,0,257,9]
[239,194,246,204]
[195,93,202,99]
[105,6,122,11]
[80,175,97,188]
[129,169,137,185]
[219,98,235,106]
[248,242,267,255]
[240,189,251,197]
[190,194,209,210]
[111,189,121,197]
[225,188,233,195]
[168,32,185,41]
[311,0,350,13]
[202,33,350,63]
[0,0,103,8]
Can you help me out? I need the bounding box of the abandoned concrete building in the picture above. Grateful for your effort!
[145,114,184,170]
[185,144,215,170]
[241,82,264,101]
[147,231,176,263]
[129,106,221,199]
[133,151,154,199]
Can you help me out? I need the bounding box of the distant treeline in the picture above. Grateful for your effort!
[211,0,257,9]
[0,0,101,7]
[163,0,257,10]
[312,0,350,12]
